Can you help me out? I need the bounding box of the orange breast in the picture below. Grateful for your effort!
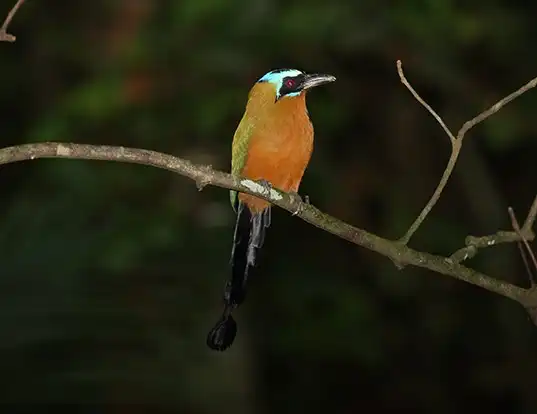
[239,91,314,212]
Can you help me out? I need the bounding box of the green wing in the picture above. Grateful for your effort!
[230,114,255,211]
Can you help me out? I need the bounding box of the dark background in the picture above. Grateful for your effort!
[1,0,537,412]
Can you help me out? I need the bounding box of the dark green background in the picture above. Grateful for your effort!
[1,0,537,412]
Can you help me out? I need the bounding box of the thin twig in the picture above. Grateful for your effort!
[0,141,530,304]
[458,77,537,139]
[397,60,537,246]
[0,0,25,42]
[509,207,537,286]
[523,195,537,232]
[450,230,535,264]
[397,60,456,143]
[399,139,462,245]
[450,197,537,263]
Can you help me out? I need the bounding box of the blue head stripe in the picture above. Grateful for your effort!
[258,69,304,99]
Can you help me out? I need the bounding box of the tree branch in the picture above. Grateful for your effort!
[0,0,25,42]
[523,195,537,231]
[508,206,537,322]
[509,206,537,286]
[396,60,456,144]
[449,196,537,263]
[0,142,534,308]
[2,3,536,320]
[397,60,537,245]
[450,224,536,264]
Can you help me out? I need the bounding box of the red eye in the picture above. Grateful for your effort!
[285,79,295,88]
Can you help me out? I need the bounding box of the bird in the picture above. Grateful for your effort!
[206,68,336,351]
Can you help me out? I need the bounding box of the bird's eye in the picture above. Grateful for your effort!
[284,79,296,88]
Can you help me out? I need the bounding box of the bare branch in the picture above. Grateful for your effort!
[509,207,537,286]
[523,195,537,232]
[450,198,537,263]
[397,60,537,245]
[0,141,531,305]
[399,138,462,245]
[0,0,25,42]
[450,230,534,264]
[458,77,537,140]
[397,60,456,143]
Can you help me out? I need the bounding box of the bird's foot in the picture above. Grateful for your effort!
[289,192,309,216]
[256,179,273,196]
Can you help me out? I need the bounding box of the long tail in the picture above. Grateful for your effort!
[229,201,271,305]
[206,201,271,351]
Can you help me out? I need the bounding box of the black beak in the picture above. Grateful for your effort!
[302,73,336,90]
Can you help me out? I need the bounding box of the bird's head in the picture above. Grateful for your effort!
[257,68,336,102]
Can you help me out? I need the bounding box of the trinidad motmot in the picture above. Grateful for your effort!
[206,68,336,351]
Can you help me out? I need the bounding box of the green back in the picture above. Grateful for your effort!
[230,113,255,211]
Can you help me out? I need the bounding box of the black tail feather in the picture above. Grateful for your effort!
[206,309,237,351]
[229,201,271,306]
[206,201,271,351]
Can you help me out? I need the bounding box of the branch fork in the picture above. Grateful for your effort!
[2,1,537,328]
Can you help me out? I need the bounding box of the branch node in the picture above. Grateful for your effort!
[196,178,209,191]
[509,206,537,287]
[0,32,15,42]
[397,59,537,247]
[449,244,478,264]
[0,141,530,304]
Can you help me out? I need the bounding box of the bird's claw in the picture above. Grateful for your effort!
[257,179,273,195]
[254,180,308,216]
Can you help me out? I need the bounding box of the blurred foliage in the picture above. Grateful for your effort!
[1,0,537,412]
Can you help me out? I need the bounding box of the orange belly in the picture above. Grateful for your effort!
[239,122,313,212]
